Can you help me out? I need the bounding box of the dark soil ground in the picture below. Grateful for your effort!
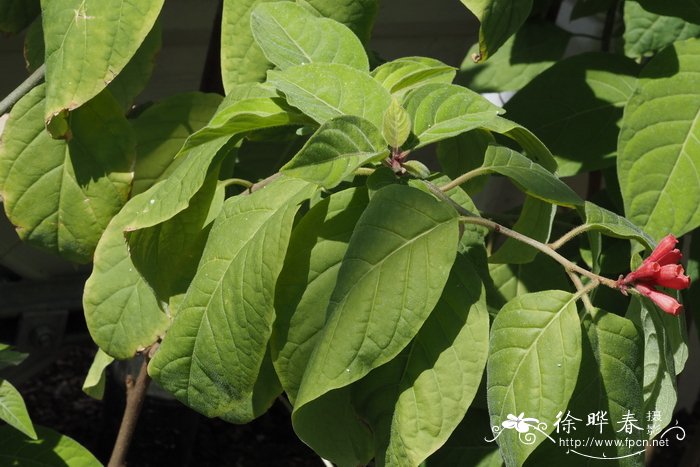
[17,344,320,466]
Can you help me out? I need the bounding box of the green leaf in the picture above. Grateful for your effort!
[504,52,639,176]
[425,408,503,467]
[82,349,114,400]
[183,96,308,151]
[481,116,557,172]
[149,177,316,423]
[487,290,581,466]
[128,166,223,305]
[459,0,534,61]
[458,22,571,93]
[0,380,36,439]
[83,189,171,359]
[124,89,297,235]
[403,83,503,148]
[0,84,133,263]
[634,0,700,24]
[0,425,100,466]
[24,17,161,110]
[488,197,556,264]
[526,308,644,464]
[627,297,677,439]
[624,1,700,59]
[437,130,494,194]
[268,62,392,129]
[0,0,39,33]
[221,0,275,91]
[41,0,164,135]
[281,116,388,189]
[488,254,572,309]
[251,2,368,72]
[618,38,700,240]
[382,98,411,149]
[131,92,223,196]
[384,250,490,466]
[23,17,43,72]
[0,344,27,370]
[293,184,459,462]
[481,145,583,207]
[304,0,378,44]
[371,57,457,96]
[272,187,369,403]
[105,20,162,111]
[582,201,655,249]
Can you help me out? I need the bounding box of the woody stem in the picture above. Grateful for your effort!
[458,216,620,290]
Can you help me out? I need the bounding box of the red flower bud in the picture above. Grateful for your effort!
[635,283,684,316]
[645,234,679,264]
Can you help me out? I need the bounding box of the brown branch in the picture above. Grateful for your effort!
[107,347,155,467]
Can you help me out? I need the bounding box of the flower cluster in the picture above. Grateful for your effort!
[619,234,690,316]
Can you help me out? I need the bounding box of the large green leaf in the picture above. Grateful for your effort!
[83,188,171,359]
[40,0,164,135]
[371,57,457,96]
[304,0,379,44]
[281,116,388,189]
[149,177,316,423]
[481,116,557,172]
[481,145,583,207]
[627,297,677,439]
[425,408,503,467]
[183,96,307,151]
[251,2,368,72]
[268,62,392,129]
[504,52,639,176]
[618,38,700,240]
[384,249,490,466]
[0,0,39,33]
[634,0,700,24]
[221,0,275,91]
[104,20,162,112]
[403,83,503,148]
[459,0,534,61]
[581,201,655,249]
[624,1,700,59]
[488,197,556,264]
[0,84,133,263]
[526,308,644,464]
[131,92,223,196]
[488,254,572,309]
[458,22,571,93]
[487,290,581,466]
[0,380,36,439]
[124,89,299,235]
[272,187,369,402]
[293,184,459,463]
[128,167,223,305]
[0,425,100,466]
[437,129,494,194]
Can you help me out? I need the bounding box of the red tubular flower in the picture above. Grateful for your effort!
[635,283,684,316]
[645,234,679,264]
[620,234,690,316]
[653,264,691,290]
